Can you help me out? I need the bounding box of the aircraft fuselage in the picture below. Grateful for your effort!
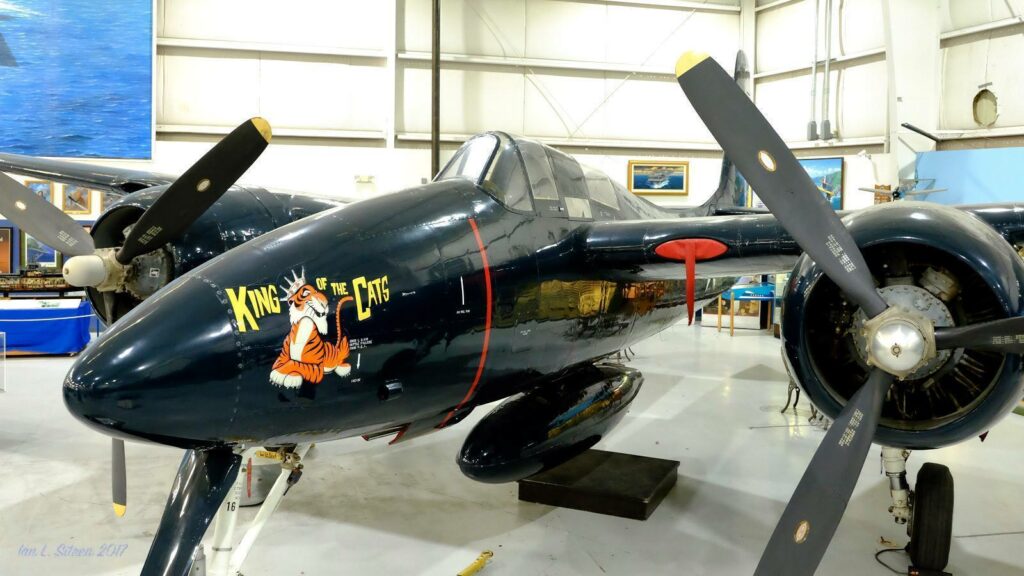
[64,179,730,448]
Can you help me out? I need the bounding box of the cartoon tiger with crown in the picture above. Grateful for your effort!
[270,269,353,396]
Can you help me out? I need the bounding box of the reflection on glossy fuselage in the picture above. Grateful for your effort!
[64,179,733,448]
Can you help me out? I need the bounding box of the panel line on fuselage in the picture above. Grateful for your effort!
[439,217,493,427]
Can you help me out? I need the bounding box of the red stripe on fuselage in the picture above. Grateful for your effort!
[439,217,492,427]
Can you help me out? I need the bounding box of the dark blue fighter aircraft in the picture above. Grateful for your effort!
[5,52,1024,576]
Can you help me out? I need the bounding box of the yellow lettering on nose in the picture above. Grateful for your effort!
[353,276,371,321]
[226,287,260,332]
[252,287,273,316]
[367,279,379,307]
[247,290,263,317]
[267,285,281,314]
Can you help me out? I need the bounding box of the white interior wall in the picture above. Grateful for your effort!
[399,0,740,144]
[59,0,1022,209]
[753,0,887,143]
[146,0,747,206]
[939,0,1024,131]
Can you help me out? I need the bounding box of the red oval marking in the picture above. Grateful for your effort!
[654,238,728,261]
[654,239,728,326]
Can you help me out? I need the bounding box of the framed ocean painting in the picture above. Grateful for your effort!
[628,160,689,196]
[0,0,153,158]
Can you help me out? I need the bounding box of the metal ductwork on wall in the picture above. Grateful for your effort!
[808,0,820,141]
[820,0,834,140]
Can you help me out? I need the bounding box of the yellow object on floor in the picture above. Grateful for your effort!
[457,551,494,575]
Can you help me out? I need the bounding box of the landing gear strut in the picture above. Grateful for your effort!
[881,447,955,574]
[192,444,312,576]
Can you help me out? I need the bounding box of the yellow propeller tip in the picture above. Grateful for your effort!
[675,52,710,78]
[251,117,272,143]
[113,503,126,517]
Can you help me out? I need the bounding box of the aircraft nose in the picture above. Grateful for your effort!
[64,275,242,448]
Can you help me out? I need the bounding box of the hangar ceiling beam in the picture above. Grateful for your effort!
[156,38,387,60]
[396,52,677,77]
[939,16,1024,42]
[579,0,740,12]
[752,48,884,81]
[755,0,801,13]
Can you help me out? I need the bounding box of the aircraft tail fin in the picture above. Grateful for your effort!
[683,50,754,217]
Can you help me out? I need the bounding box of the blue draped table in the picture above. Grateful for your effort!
[0,299,92,355]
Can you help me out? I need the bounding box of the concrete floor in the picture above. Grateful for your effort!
[1,323,1022,576]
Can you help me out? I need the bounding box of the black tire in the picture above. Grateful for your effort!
[909,462,954,571]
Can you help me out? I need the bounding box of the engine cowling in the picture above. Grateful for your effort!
[782,202,1024,449]
[458,363,642,483]
[86,186,338,323]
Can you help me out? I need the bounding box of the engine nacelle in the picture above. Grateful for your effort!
[782,202,1024,449]
[86,186,337,322]
[458,363,642,483]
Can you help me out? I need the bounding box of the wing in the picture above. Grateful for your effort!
[581,213,800,325]
[0,152,175,193]
[582,213,800,280]
[584,202,1024,283]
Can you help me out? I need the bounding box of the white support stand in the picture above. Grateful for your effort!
[206,448,251,575]
[203,444,311,576]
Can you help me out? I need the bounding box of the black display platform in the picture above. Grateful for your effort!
[517,449,679,520]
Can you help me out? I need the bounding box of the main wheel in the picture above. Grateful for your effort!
[909,462,954,570]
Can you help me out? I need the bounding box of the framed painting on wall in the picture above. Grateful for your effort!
[742,157,845,210]
[0,228,12,274]
[62,185,92,214]
[627,160,689,196]
[21,231,59,270]
[25,180,53,204]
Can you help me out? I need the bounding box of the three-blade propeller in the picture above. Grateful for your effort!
[674,52,1024,575]
[0,117,271,312]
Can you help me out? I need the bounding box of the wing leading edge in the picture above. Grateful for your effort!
[0,152,175,194]
[581,204,1024,324]
[581,214,800,324]
[582,213,801,280]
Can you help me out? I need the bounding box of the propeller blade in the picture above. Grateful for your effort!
[754,369,892,576]
[112,439,126,517]
[935,316,1024,353]
[674,53,888,318]
[100,291,116,325]
[115,117,272,265]
[142,449,241,576]
[0,173,94,256]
